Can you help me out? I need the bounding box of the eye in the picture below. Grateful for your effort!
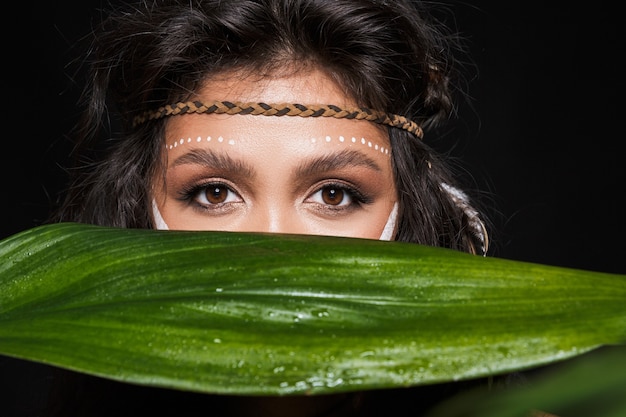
[320,187,348,206]
[191,183,242,206]
[307,183,364,208]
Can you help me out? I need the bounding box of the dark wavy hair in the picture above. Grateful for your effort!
[41,2,500,415]
[51,0,488,254]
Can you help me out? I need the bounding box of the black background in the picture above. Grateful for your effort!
[1,2,624,415]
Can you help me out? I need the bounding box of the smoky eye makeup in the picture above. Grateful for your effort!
[173,177,245,212]
[165,149,255,209]
[177,180,231,203]
[305,181,374,210]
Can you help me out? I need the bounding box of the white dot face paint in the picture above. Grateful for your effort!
[165,134,390,158]
[152,67,398,240]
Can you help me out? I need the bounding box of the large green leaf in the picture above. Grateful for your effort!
[0,222,624,397]
[424,345,626,417]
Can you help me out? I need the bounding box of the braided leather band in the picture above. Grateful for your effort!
[132,100,423,139]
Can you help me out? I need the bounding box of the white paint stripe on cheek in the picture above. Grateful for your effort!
[152,199,169,230]
[379,202,398,241]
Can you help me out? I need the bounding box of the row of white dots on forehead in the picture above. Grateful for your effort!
[167,136,236,149]
[167,136,390,155]
[314,136,390,155]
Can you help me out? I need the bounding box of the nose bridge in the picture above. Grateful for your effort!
[247,201,301,235]
[261,204,285,234]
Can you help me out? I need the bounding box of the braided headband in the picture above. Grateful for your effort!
[132,100,423,139]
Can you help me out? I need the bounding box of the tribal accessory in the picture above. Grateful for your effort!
[133,100,423,139]
[440,182,489,256]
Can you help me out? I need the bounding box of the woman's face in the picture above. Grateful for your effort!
[152,68,398,239]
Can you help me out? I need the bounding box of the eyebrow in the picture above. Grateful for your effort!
[295,149,383,178]
[170,147,382,179]
[171,149,256,178]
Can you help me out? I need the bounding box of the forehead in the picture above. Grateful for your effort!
[163,68,391,159]
[164,111,391,162]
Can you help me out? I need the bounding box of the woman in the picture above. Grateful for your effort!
[52,0,487,254]
[47,0,491,415]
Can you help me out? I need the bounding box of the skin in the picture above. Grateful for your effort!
[152,68,398,240]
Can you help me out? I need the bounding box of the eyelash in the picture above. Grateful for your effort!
[177,180,372,212]
[308,181,372,210]
[178,181,238,210]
